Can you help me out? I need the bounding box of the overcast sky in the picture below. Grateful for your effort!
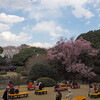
[0,0,100,48]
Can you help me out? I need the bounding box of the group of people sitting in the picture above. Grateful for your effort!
[2,81,19,100]
[71,81,78,86]
[89,85,100,94]
[28,81,44,91]
[62,80,72,84]
[55,80,79,88]
[55,83,61,88]
[8,81,19,94]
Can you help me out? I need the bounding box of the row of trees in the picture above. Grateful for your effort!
[77,30,100,50]
[0,47,6,66]
[0,29,100,82]
[12,47,46,66]
[0,46,46,67]
[77,30,100,81]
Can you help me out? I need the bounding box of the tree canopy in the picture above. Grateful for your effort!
[12,47,46,66]
[29,63,59,81]
[77,29,100,77]
[77,30,100,50]
[47,37,98,79]
[0,56,6,65]
[0,47,3,54]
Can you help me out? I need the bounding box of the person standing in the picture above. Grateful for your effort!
[66,90,74,100]
[56,91,62,100]
[2,86,9,100]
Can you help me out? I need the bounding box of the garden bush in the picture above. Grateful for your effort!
[0,71,7,75]
[29,63,59,81]
[10,76,27,86]
[92,74,100,83]
[21,71,28,76]
[36,77,56,87]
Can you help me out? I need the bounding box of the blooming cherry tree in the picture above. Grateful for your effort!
[47,37,98,78]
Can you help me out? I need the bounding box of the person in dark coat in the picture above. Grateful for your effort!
[56,91,62,100]
[55,83,59,88]
[39,82,43,90]
[3,86,10,100]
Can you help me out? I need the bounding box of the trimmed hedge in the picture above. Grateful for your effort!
[36,77,56,87]
[0,71,7,75]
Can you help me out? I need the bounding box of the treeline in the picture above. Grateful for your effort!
[77,29,100,82]
[0,29,100,82]
[77,29,100,50]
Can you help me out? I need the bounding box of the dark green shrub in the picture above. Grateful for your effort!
[10,76,27,86]
[12,47,46,66]
[21,71,28,76]
[92,74,100,83]
[0,71,7,75]
[16,67,22,74]
[28,64,59,81]
[0,47,3,54]
[36,77,56,87]
[0,56,6,65]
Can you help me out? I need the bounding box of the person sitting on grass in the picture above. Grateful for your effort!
[56,91,62,100]
[66,90,74,100]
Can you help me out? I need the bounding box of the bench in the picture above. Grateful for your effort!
[89,92,100,98]
[35,89,48,95]
[54,87,68,92]
[27,86,36,90]
[71,85,80,89]
[9,92,29,99]
[74,96,86,100]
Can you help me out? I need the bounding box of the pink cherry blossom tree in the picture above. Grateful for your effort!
[47,37,98,79]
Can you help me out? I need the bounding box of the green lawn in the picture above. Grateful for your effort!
[0,84,100,100]
[2,72,17,77]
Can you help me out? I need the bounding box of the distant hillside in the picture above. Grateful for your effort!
[77,29,100,50]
